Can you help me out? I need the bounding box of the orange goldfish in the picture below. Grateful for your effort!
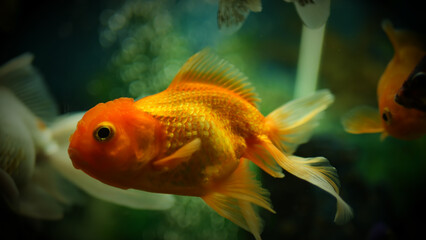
[68,49,352,239]
[342,20,426,140]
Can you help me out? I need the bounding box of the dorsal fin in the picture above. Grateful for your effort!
[0,53,58,124]
[382,20,425,58]
[168,49,260,106]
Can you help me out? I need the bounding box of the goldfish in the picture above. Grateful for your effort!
[48,112,175,210]
[342,20,426,140]
[218,0,330,33]
[68,49,353,239]
[0,54,174,219]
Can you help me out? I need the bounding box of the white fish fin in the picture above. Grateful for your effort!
[153,138,201,170]
[16,180,65,220]
[49,148,175,210]
[48,112,175,210]
[261,140,353,224]
[341,106,384,134]
[0,53,58,124]
[201,159,274,240]
[218,0,261,34]
[33,160,84,206]
[49,112,86,144]
[0,101,36,187]
[2,163,67,220]
[264,89,334,154]
[0,169,20,206]
[169,49,259,106]
[292,0,330,29]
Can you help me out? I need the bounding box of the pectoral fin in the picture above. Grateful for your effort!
[153,138,201,170]
[341,106,384,134]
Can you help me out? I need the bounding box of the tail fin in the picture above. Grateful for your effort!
[264,89,334,154]
[262,141,352,224]
[245,90,353,224]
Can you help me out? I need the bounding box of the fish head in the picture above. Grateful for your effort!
[379,93,426,140]
[68,97,162,188]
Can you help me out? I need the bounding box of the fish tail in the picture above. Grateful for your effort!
[201,159,275,240]
[245,90,353,224]
[264,89,334,154]
[260,140,352,224]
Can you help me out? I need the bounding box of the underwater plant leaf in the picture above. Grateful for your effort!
[341,106,384,134]
[48,112,176,210]
[264,89,334,154]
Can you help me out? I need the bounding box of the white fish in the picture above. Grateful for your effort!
[0,53,68,219]
[0,53,174,220]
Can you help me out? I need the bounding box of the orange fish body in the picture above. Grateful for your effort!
[342,20,426,140]
[133,83,262,196]
[69,50,352,239]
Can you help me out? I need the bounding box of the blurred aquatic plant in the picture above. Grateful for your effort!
[116,196,240,240]
[89,0,191,100]
[52,195,240,240]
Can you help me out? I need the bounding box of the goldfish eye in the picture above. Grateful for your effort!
[382,108,392,125]
[94,123,115,142]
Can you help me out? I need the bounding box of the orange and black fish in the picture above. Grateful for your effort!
[342,21,426,140]
[68,49,352,239]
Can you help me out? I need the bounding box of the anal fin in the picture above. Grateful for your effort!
[201,159,274,240]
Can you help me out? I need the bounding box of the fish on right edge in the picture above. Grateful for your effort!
[342,20,426,140]
[68,49,353,240]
